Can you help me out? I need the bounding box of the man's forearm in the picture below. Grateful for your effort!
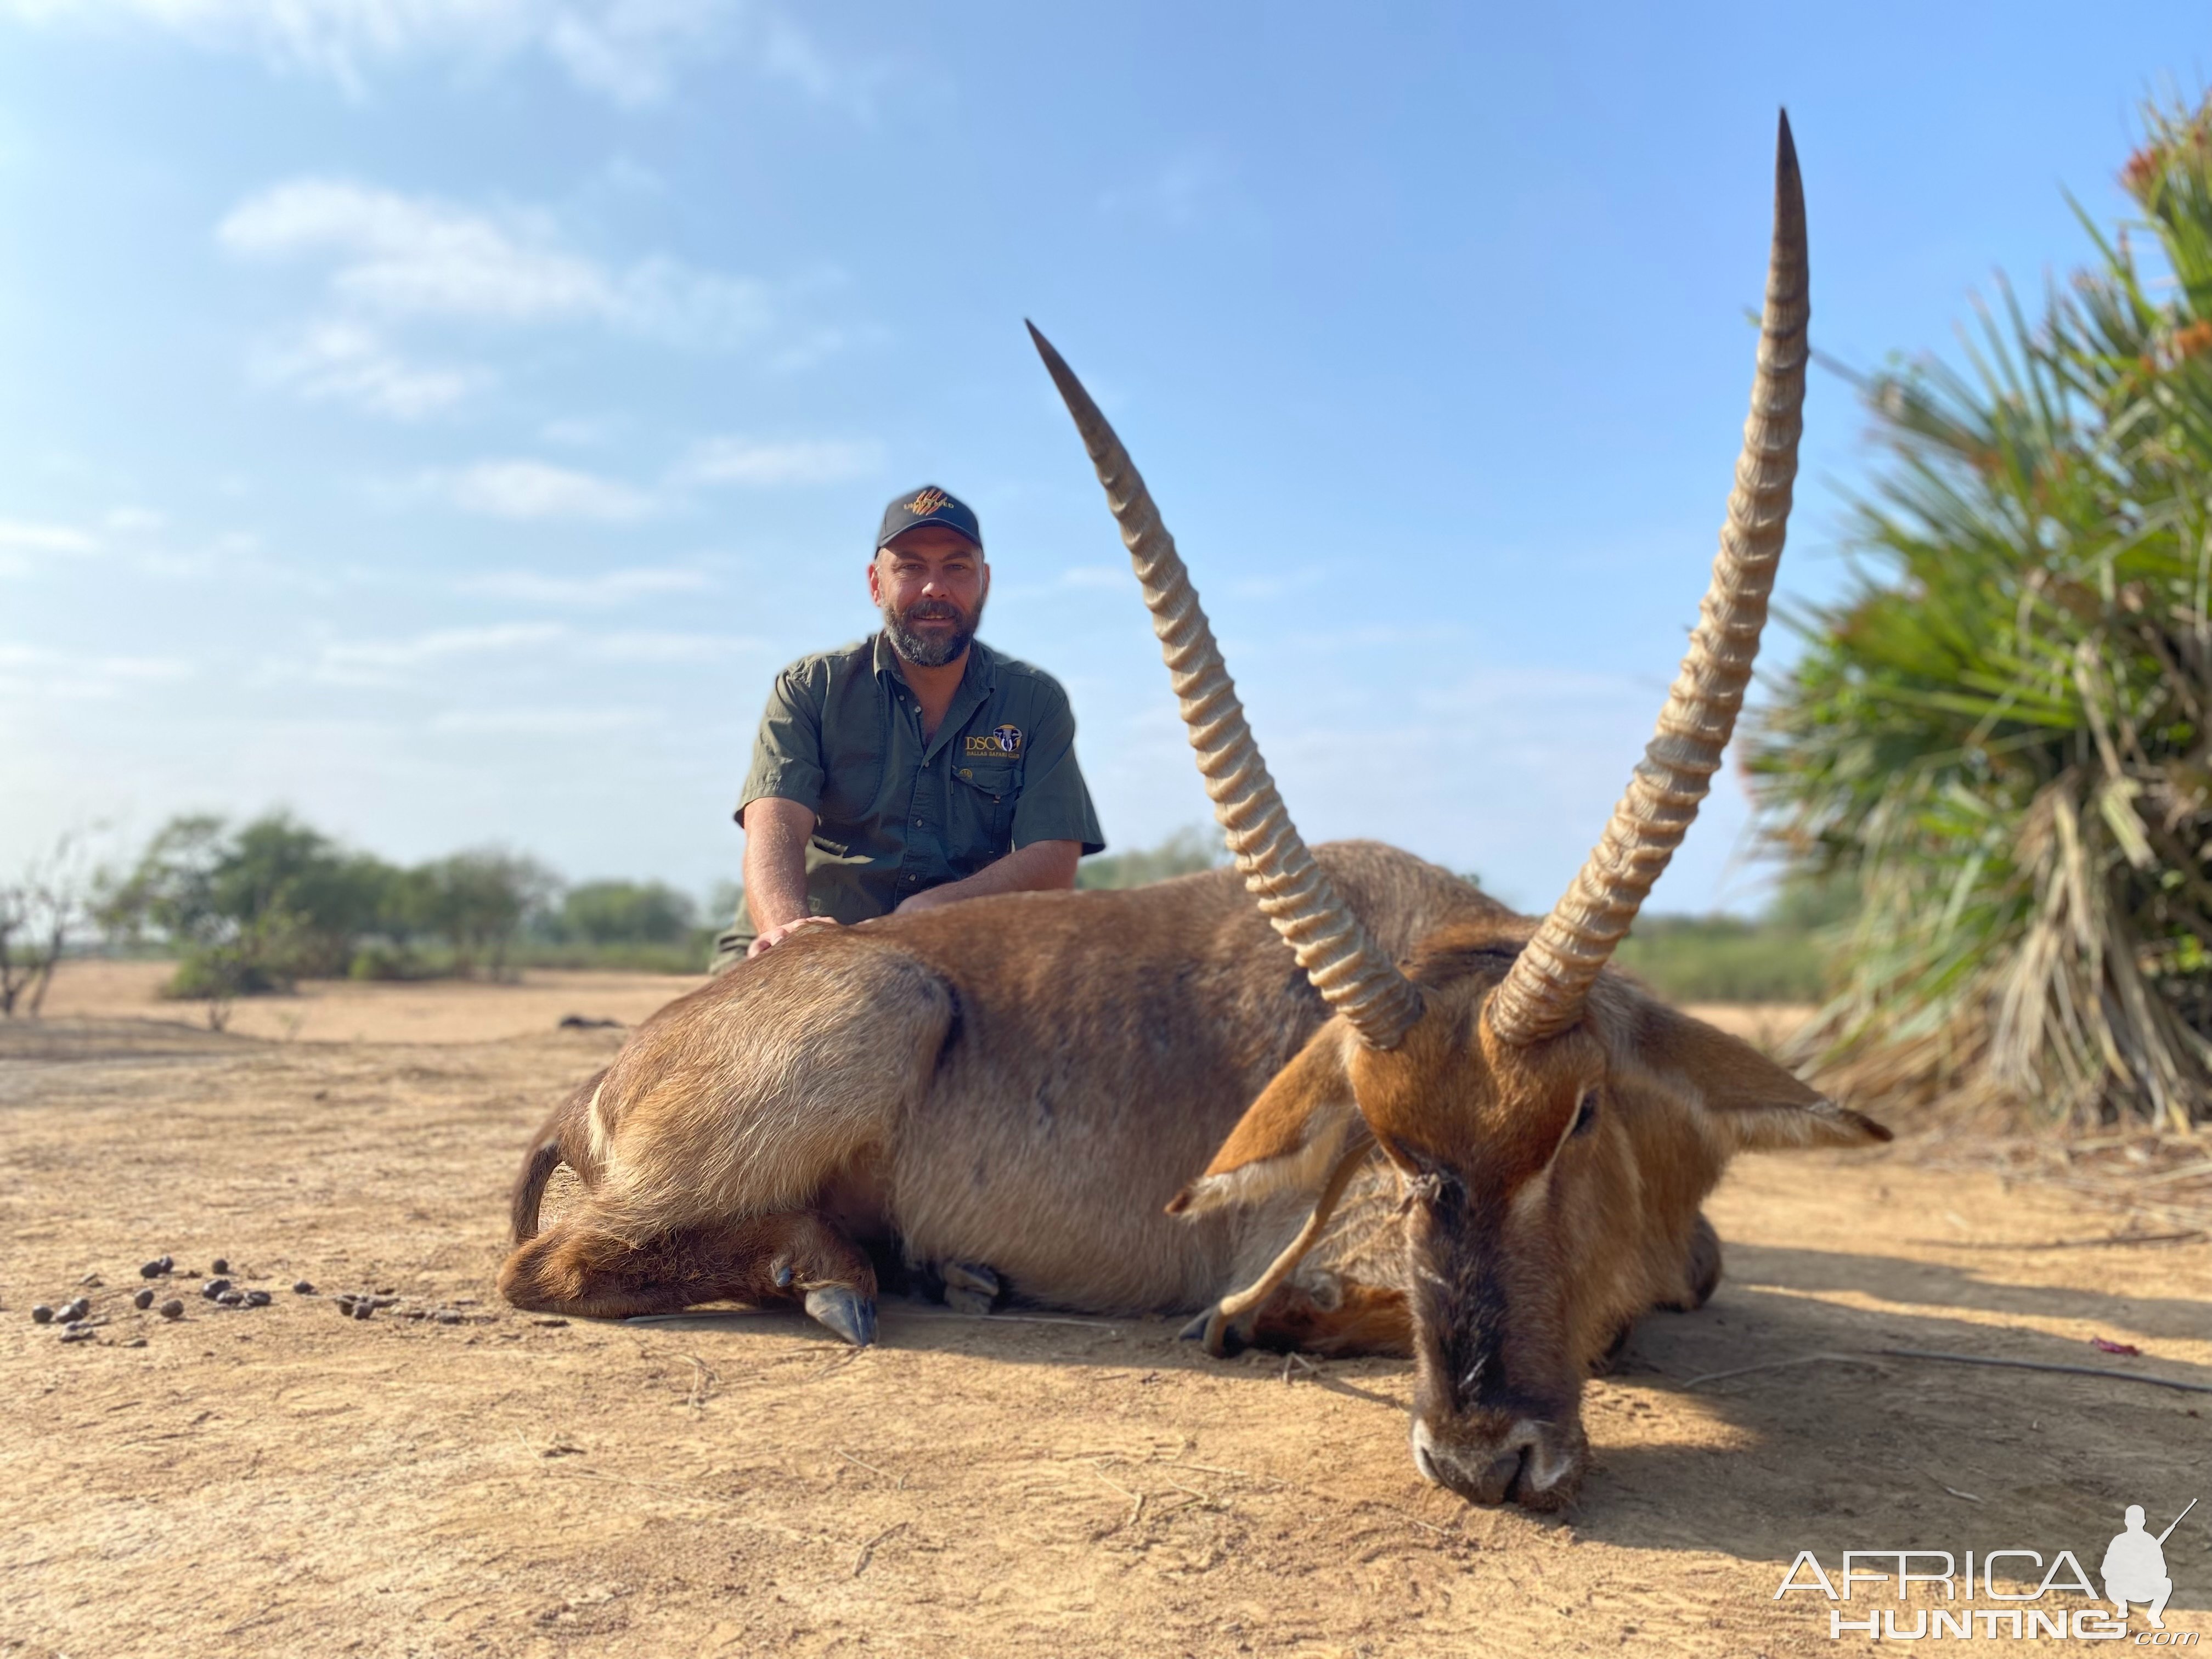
[740,799,817,932]
[902,839,1081,911]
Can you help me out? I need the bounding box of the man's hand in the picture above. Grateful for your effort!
[747,915,842,958]
[893,839,1082,915]
[741,795,821,955]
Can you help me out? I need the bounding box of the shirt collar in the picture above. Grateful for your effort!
[871,629,997,695]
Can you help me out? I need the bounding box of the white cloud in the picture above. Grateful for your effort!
[1099,148,1239,227]
[460,563,712,605]
[314,620,567,682]
[439,460,654,521]
[544,0,722,106]
[581,629,755,662]
[0,517,99,578]
[0,0,862,111]
[430,704,658,735]
[0,642,192,698]
[253,319,481,417]
[0,518,98,552]
[676,435,878,487]
[221,178,772,347]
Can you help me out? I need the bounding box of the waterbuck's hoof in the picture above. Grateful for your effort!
[804,1287,877,1348]
[941,1261,1000,1316]
[1178,1305,1250,1358]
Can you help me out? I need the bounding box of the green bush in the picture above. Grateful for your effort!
[1079,826,1227,890]
[544,881,698,946]
[1613,916,1832,1005]
[347,943,442,982]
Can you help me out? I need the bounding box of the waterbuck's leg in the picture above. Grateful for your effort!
[1183,1138,1373,1358]
[498,1209,878,1342]
[1243,1281,1413,1359]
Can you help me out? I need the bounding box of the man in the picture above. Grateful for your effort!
[712,484,1104,969]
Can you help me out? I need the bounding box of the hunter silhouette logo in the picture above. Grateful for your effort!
[2104,1498,2193,1630]
[906,488,952,517]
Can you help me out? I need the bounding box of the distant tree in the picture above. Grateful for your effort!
[95,815,295,1025]
[421,849,560,978]
[1077,826,1228,890]
[206,815,397,975]
[0,830,96,1017]
[95,812,407,1015]
[556,881,698,946]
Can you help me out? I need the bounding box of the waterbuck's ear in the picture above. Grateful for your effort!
[1628,1000,1892,1153]
[1167,1022,1365,1218]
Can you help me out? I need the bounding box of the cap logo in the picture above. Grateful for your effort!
[906,488,952,516]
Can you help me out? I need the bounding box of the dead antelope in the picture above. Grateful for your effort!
[500,113,1888,1511]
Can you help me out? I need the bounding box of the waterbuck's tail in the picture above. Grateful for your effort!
[510,1069,607,1242]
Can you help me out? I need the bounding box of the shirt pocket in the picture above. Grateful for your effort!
[816,747,883,836]
[950,759,1021,859]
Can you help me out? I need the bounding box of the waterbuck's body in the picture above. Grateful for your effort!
[509,844,1487,1322]
[504,839,1785,1361]
[504,115,1892,1512]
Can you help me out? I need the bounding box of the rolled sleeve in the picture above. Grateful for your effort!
[1010,687,1105,855]
[737,665,827,822]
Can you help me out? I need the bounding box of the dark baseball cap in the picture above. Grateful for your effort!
[877,484,983,552]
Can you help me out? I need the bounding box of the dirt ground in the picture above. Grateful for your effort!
[4,969,2207,1658]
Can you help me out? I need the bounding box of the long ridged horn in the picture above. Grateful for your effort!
[1489,111,1810,1047]
[1029,321,1423,1049]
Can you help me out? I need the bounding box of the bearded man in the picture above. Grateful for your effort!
[712,485,1105,969]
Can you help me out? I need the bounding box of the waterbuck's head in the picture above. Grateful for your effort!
[1035,112,1889,1510]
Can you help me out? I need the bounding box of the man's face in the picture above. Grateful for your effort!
[870,524,988,669]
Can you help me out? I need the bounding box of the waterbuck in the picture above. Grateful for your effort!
[500,114,1888,1510]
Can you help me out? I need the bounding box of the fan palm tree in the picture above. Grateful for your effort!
[1753,96,2212,1132]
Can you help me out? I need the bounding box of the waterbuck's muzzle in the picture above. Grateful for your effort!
[1410,1402,1588,1510]
[1402,1204,1589,1510]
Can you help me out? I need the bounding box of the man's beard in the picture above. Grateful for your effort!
[882,593,984,669]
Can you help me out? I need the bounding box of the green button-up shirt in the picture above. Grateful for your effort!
[726,633,1105,949]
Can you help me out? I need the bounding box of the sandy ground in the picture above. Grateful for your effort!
[3,970,2207,1658]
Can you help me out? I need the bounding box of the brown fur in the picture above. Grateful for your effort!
[496,842,1888,1511]
[509,1069,606,1242]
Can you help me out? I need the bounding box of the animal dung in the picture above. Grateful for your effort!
[216,1290,246,1307]
[200,1278,232,1300]
[157,1300,185,1321]
[210,1258,230,1275]
[59,1324,97,1344]
[58,1297,89,1323]
[138,1256,173,1279]
[291,1280,315,1295]
[31,1305,54,1325]
[133,1289,155,1311]
[245,1290,272,1307]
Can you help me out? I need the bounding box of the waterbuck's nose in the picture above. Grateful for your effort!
[1410,1417,1583,1511]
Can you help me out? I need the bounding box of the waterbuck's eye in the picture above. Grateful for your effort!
[1570,1090,1600,1137]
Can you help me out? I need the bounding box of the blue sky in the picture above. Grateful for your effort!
[1,4,2203,917]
